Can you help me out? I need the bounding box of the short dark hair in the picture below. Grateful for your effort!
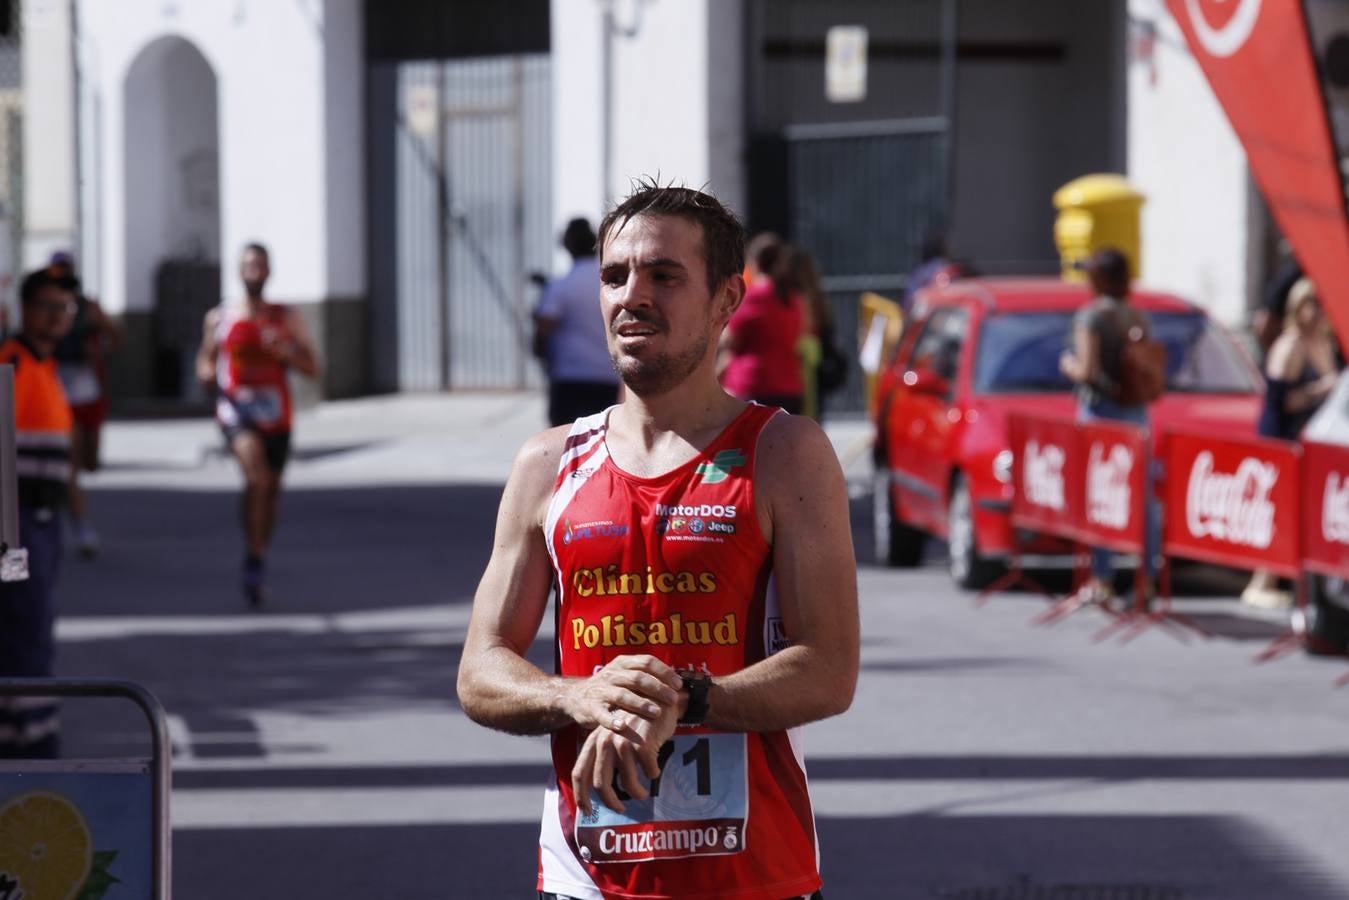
[20,267,78,305]
[242,242,270,260]
[561,217,597,259]
[597,179,745,294]
[1085,247,1131,296]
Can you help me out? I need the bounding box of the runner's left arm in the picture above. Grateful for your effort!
[697,414,859,733]
[281,308,321,378]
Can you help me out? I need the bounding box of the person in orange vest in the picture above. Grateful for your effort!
[0,266,78,758]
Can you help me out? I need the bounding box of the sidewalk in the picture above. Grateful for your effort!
[92,391,878,490]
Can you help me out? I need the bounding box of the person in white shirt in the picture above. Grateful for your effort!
[533,218,620,426]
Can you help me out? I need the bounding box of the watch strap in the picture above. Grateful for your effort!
[678,670,712,725]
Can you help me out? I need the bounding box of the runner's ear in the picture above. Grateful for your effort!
[715,273,746,323]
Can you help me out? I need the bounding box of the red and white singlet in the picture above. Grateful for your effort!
[215,304,294,434]
[538,404,822,900]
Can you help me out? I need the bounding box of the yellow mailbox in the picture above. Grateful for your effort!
[1053,174,1145,282]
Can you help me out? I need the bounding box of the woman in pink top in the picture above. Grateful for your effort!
[721,243,805,413]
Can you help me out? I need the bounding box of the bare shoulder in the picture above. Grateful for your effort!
[756,413,846,498]
[506,425,575,508]
[203,305,222,328]
[1265,333,1300,379]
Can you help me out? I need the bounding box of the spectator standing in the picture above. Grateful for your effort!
[533,218,619,427]
[0,267,78,758]
[792,248,845,422]
[49,252,122,558]
[720,242,805,414]
[903,231,951,316]
[1059,248,1158,608]
[1243,277,1338,609]
[1251,244,1302,359]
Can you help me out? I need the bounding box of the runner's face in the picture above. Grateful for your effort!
[240,250,270,297]
[599,215,736,396]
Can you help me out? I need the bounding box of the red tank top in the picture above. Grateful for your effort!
[215,304,293,434]
[538,404,821,900]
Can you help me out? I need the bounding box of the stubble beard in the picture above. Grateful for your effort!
[611,324,712,397]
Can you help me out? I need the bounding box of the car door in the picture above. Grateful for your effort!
[888,306,968,533]
[908,306,970,532]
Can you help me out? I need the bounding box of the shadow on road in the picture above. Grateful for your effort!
[173,811,1345,900]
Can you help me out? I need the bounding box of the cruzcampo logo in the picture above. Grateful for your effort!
[695,449,746,484]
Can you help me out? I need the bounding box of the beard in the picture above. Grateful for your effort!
[610,323,712,397]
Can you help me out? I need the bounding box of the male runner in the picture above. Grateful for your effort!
[457,182,859,900]
[195,243,319,607]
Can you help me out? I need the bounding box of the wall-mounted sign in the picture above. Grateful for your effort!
[825,25,868,104]
[405,84,439,138]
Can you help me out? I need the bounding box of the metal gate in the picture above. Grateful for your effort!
[753,0,959,414]
[788,119,951,412]
[389,54,551,391]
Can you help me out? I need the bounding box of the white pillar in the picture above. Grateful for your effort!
[22,0,78,268]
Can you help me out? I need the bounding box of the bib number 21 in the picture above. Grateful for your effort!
[575,732,748,864]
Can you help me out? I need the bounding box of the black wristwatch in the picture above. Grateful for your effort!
[678,670,712,725]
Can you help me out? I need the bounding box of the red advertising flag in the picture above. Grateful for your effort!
[1078,420,1149,555]
[1163,430,1302,577]
[1302,440,1349,577]
[1009,413,1084,542]
[1166,0,1349,350]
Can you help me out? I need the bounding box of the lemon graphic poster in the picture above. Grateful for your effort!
[0,766,152,899]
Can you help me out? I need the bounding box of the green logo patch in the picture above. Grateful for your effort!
[695,449,747,484]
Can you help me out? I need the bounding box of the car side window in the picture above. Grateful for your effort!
[909,307,969,383]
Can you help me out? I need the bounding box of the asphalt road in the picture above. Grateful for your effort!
[36,393,1349,899]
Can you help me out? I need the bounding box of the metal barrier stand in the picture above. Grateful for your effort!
[0,678,172,899]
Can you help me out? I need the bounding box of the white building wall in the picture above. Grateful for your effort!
[1126,0,1250,327]
[551,0,745,253]
[75,0,363,315]
[23,0,78,268]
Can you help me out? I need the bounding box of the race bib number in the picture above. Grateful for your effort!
[232,386,284,427]
[575,732,748,864]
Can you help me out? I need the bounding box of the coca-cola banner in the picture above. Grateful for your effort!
[1302,441,1349,577]
[1163,430,1301,577]
[1077,421,1148,554]
[1009,413,1084,541]
[1165,0,1349,352]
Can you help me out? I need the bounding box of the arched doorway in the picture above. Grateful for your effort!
[123,36,220,399]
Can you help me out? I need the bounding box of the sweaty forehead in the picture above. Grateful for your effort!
[602,214,704,266]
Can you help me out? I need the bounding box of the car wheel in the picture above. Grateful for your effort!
[873,469,925,567]
[947,474,1000,590]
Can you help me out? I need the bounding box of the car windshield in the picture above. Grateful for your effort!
[973,311,1258,395]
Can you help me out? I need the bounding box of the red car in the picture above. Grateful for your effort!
[872,277,1263,588]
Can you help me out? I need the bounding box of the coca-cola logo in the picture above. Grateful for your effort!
[1087,442,1133,530]
[1185,451,1278,548]
[1322,472,1349,546]
[1023,440,1065,511]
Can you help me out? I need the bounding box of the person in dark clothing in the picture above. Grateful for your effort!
[1244,277,1338,609]
[1059,247,1159,608]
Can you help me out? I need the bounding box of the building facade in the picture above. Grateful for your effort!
[25,0,1284,410]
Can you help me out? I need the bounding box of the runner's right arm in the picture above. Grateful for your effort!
[457,429,683,736]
